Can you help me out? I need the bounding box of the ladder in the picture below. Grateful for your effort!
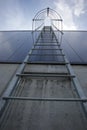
[0,26,87,129]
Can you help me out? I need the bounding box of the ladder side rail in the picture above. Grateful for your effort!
[63,54,87,116]
[51,27,87,117]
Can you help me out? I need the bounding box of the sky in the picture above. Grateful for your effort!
[0,0,87,30]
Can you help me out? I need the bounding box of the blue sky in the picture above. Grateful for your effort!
[0,0,87,30]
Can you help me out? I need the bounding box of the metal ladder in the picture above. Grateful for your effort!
[0,26,87,119]
[0,26,87,130]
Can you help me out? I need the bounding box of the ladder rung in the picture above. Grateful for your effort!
[24,72,69,75]
[16,73,75,78]
[36,42,58,43]
[29,54,65,56]
[35,44,60,46]
[32,49,62,50]
[3,96,87,102]
[25,61,69,65]
[41,37,54,39]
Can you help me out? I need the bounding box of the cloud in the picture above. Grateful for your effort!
[73,0,85,16]
[0,0,86,30]
[0,0,32,30]
[5,8,31,30]
[54,0,77,30]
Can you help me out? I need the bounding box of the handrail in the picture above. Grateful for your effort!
[32,7,63,31]
[52,23,63,34]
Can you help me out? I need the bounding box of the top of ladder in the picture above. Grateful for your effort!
[32,7,63,32]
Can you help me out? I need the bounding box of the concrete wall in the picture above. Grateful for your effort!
[0,64,19,96]
[0,64,87,130]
